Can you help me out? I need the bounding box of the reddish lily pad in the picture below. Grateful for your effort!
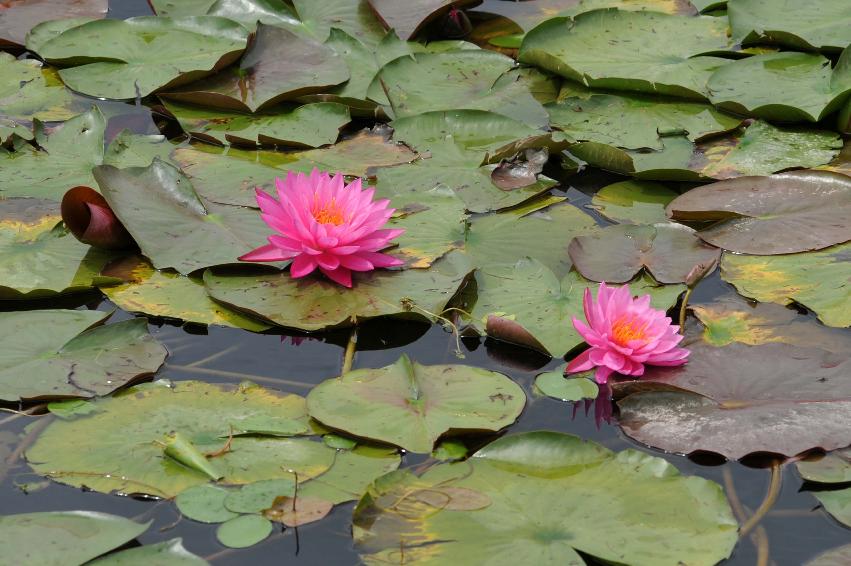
[366,0,481,40]
[0,0,107,47]
[616,341,851,459]
[666,171,851,255]
[161,24,350,113]
[568,223,721,284]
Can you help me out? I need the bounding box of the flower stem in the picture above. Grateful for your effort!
[342,328,357,375]
[678,286,694,334]
[740,461,783,537]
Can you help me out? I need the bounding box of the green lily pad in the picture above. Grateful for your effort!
[24,17,98,55]
[204,0,300,31]
[366,0,480,40]
[300,445,402,504]
[161,24,349,112]
[519,10,731,100]
[216,515,272,548]
[691,295,851,353]
[589,180,678,225]
[371,50,549,128]
[0,108,104,201]
[26,380,325,498]
[805,544,851,566]
[547,92,742,150]
[101,255,271,331]
[203,251,471,331]
[224,479,295,514]
[535,367,599,402]
[102,130,176,169]
[720,243,851,327]
[306,355,525,453]
[160,99,350,147]
[93,159,271,275]
[568,223,721,284]
[374,169,468,268]
[176,484,239,523]
[0,0,107,47]
[148,0,217,16]
[707,50,851,122]
[667,171,851,255]
[89,538,208,566]
[171,129,417,207]
[0,309,166,402]
[468,258,684,356]
[615,341,851,459]
[570,120,841,180]
[391,110,568,167]
[0,53,87,141]
[37,16,249,100]
[0,199,121,299]
[353,431,738,565]
[462,204,599,278]
[797,448,851,484]
[0,511,149,565]
[728,0,851,51]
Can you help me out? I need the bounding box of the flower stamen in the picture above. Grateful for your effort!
[311,195,346,226]
[611,315,650,346]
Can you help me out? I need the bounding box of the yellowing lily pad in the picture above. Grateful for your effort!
[27,380,322,498]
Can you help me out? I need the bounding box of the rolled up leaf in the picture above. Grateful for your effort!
[162,431,224,481]
[61,186,134,250]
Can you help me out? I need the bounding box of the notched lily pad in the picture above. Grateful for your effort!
[354,431,737,565]
[161,24,350,112]
[667,171,851,255]
[0,0,107,47]
[27,380,321,498]
[37,16,249,100]
[306,355,526,453]
[203,252,472,332]
[0,309,166,402]
[568,223,720,284]
[366,0,481,40]
[616,341,851,459]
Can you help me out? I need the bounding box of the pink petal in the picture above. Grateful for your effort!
[320,266,352,287]
[594,366,614,384]
[239,243,295,262]
[290,254,318,278]
[566,349,595,374]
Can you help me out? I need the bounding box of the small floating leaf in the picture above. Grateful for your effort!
[216,515,272,549]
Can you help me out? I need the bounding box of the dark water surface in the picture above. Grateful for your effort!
[2,1,849,564]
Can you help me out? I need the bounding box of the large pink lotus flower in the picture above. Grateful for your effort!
[239,169,404,287]
[566,282,689,384]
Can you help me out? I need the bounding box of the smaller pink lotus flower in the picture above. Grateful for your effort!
[566,282,689,384]
[239,169,404,287]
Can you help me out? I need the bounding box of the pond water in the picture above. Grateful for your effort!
[1,0,850,564]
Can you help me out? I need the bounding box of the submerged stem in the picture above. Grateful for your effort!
[342,328,357,375]
[678,286,694,333]
[741,461,783,537]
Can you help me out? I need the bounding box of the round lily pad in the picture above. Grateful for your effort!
[176,484,239,523]
[307,355,525,453]
[26,380,325,498]
[353,431,738,565]
[216,515,273,549]
[589,180,678,225]
[535,369,598,402]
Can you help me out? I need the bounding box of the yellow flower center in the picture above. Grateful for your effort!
[611,315,650,346]
[311,196,346,226]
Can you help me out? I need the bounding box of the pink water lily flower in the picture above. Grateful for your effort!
[566,282,689,384]
[239,169,404,287]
